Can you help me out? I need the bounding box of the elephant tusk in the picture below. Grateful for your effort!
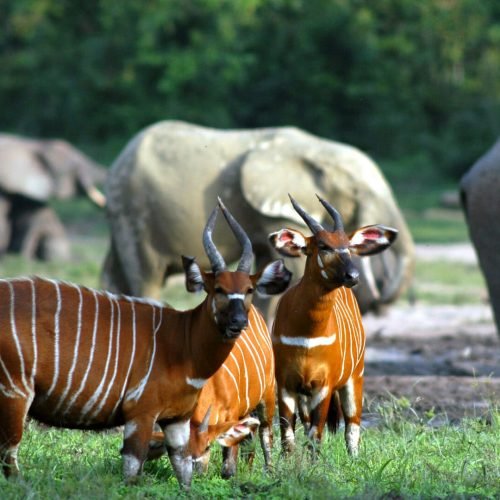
[87,186,106,208]
[360,257,381,301]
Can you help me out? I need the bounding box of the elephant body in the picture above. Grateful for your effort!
[102,120,414,314]
[0,134,106,260]
[460,138,500,335]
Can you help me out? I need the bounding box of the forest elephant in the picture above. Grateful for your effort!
[101,120,414,316]
[0,134,106,260]
[460,138,500,336]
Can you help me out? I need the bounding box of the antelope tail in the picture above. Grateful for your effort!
[327,391,343,433]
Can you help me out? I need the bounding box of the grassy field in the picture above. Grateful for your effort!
[1,404,498,499]
[0,185,498,498]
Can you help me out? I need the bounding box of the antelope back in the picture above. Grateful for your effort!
[0,277,166,428]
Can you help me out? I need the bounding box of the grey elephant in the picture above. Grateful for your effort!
[460,138,500,336]
[102,120,414,315]
[0,134,107,260]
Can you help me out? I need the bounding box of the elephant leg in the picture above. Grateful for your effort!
[9,203,70,261]
[0,196,12,255]
[104,223,167,299]
[101,240,134,295]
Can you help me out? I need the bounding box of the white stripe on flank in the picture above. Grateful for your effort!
[0,357,26,398]
[274,334,336,348]
[65,290,99,415]
[81,294,115,421]
[89,295,123,420]
[110,301,137,419]
[239,332,264,398]
[245,322,267,397]
[221,364,240,404]
[54,283,83,413]
[7,281,31,395]
[30,279,38,384]
[125,305,163,402]
[46,280,62,397]
[186,377,207,389]
[234,342,250,413]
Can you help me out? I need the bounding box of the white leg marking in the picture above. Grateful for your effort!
[124,421,137,440]
[307,424,318,441]
[122,453,141,478]
[340,378,356,418]
[165,420,190,449]
[284,426,295,446]
[281,388,296,414]
[345,423,360,456]
[310,386,329,411]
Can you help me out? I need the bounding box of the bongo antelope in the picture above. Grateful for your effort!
[149,303,276,478]
[0,199,290,488]
[269,195,397,456]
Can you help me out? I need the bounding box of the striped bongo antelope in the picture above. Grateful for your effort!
[269,194,397,456]
[0,199,291,488]
[148,303,276,479]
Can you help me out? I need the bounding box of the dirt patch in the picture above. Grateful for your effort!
[362,304,499,423]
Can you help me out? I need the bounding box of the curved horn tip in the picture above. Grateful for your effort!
[217,196,226,209]
[199,405,212,433]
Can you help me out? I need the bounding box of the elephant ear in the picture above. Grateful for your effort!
[240,143,326,226]
[0,143,53,202]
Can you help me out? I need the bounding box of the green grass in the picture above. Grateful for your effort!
[411,260,487,305]
[1,405,498,499]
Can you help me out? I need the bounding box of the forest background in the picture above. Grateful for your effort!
[2,0,500,184]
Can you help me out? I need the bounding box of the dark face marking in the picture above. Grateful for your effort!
[211,272,254,339]
[314,231,359,289]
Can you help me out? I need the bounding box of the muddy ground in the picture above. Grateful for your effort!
[361,244,499,424]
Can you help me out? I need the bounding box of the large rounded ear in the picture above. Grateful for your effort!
[268,228,307,257]
[240,133,326,225]
[215,416,260,447]
[254,259,292,297]
[349,225,398,256]
[0,137,53,201]
[182,255,205,293]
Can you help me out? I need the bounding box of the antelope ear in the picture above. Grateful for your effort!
[182,256,204,293]
[349,225,398,256]
[255,259,292,297]
[268,228,307,257]
[216,417,260,447]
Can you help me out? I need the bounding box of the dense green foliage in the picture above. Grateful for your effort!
[2,0,500,177]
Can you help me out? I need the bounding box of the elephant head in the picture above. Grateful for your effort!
[239,128,415,312]
[0,134,106,207]
[101,121,414,316]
